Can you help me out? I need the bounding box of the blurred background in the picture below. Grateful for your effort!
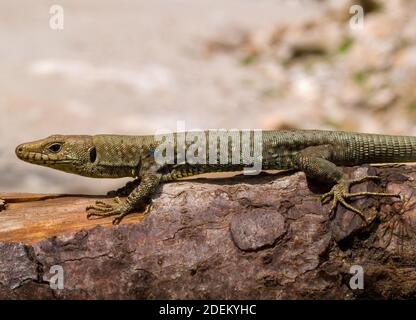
[1,0,415,194]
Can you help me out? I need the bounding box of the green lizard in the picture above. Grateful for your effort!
[10,130,413,225]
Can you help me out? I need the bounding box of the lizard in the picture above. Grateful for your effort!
[12,130,414,225]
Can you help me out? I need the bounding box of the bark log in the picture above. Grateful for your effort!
[1,165,416,299]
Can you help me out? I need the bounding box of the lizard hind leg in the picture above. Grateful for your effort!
[294,146,400,224]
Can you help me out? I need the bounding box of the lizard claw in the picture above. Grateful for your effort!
[321,176,401,224]
[86,197,130,224]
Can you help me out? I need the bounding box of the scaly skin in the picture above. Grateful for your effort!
[14,130,415,224]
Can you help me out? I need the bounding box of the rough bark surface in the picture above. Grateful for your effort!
[1,165,416,299]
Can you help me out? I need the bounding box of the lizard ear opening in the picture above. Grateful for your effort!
[89,147,97,163]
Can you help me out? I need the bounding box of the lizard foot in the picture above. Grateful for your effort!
[0,199,6,212]
[86,197,151,225]
[321,175,400,224]
[86,197,130,225]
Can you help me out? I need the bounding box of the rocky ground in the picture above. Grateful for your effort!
[1,0,415,194]
[204,0,416,133]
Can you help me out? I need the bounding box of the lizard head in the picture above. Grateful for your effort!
[15,135,97,176]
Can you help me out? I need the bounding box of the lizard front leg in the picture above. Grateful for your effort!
[0,199,6,212]
[295,145,400,224]
[106,178,141,197]
[87,173,161,225]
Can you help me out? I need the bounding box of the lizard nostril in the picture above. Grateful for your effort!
[16,145,24,156]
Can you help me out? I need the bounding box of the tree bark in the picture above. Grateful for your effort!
[1,165,416,299]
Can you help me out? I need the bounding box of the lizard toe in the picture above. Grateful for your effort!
[322,176,400,224]
[86,198,129,220]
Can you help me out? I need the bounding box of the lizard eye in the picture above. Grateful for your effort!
[48,143,62,153]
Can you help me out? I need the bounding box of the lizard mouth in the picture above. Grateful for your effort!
[15,148,75,165]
